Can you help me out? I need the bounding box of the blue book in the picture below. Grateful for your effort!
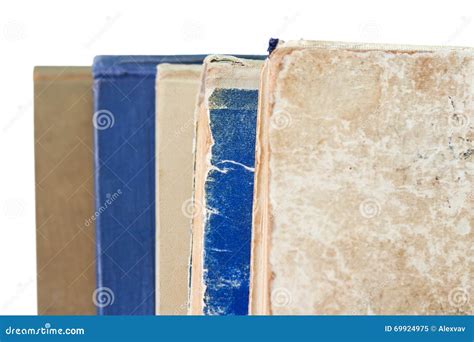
[93,55,206,315]
[189,56,263,315]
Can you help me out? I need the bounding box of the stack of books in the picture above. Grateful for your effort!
[34,39,474,315]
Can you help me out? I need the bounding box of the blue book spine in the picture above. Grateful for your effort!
[93,56,205,315]
[203,88,259,315]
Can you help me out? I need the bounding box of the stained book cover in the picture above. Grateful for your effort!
[34,66,96,315]
[155,64,202,315]
[189,56,263,315]
[250,40,474,315]
[93,55,206,315]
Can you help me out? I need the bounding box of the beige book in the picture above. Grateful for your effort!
[189,56,263,315]
[34,66,96,315]
[250,40,474,315]
[155,64,202,315]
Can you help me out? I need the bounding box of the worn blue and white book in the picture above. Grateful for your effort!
[93,55,206,315]
[189,56,263,315]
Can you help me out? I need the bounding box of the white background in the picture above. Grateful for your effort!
[0,0,473,315]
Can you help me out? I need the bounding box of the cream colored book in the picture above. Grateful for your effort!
[250,40,474,315]
[155,64,202,315]
[189,56,263,315]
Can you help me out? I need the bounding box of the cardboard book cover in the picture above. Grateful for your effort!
[189,56,263,315]
[155,64,202,315]
[250,40,474,315]
[34,66,96,315]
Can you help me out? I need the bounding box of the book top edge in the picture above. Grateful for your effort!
[156,64,202,81]
[34,66,91,81]
[204,54,265,66]
[93,55,266,77]
[275,40,474,53]
[202,55,263,90]
[92,55,208,78]
[157,63,203,73]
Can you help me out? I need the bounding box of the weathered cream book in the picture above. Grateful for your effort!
[34,66,96,315]
[189,56,263,315]
[250,40,474,315]
[155,64,202,315]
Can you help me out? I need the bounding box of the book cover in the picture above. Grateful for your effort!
[250,40,474,315]
[93,55,206,315]
[189,56,263,315]
[34,66,96,315]
[155,64,202,315]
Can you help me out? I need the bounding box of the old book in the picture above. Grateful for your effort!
[34,66,96,315]
[250,40,474,315]
[93,55,205,315]
[155,64,202,315]
[190,56,263,315]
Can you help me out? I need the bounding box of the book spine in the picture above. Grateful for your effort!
[93,66,157,315]
[155,64,202,315]
[202,88,259,315]
[34,67,96,315]
[93,56,206,315]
